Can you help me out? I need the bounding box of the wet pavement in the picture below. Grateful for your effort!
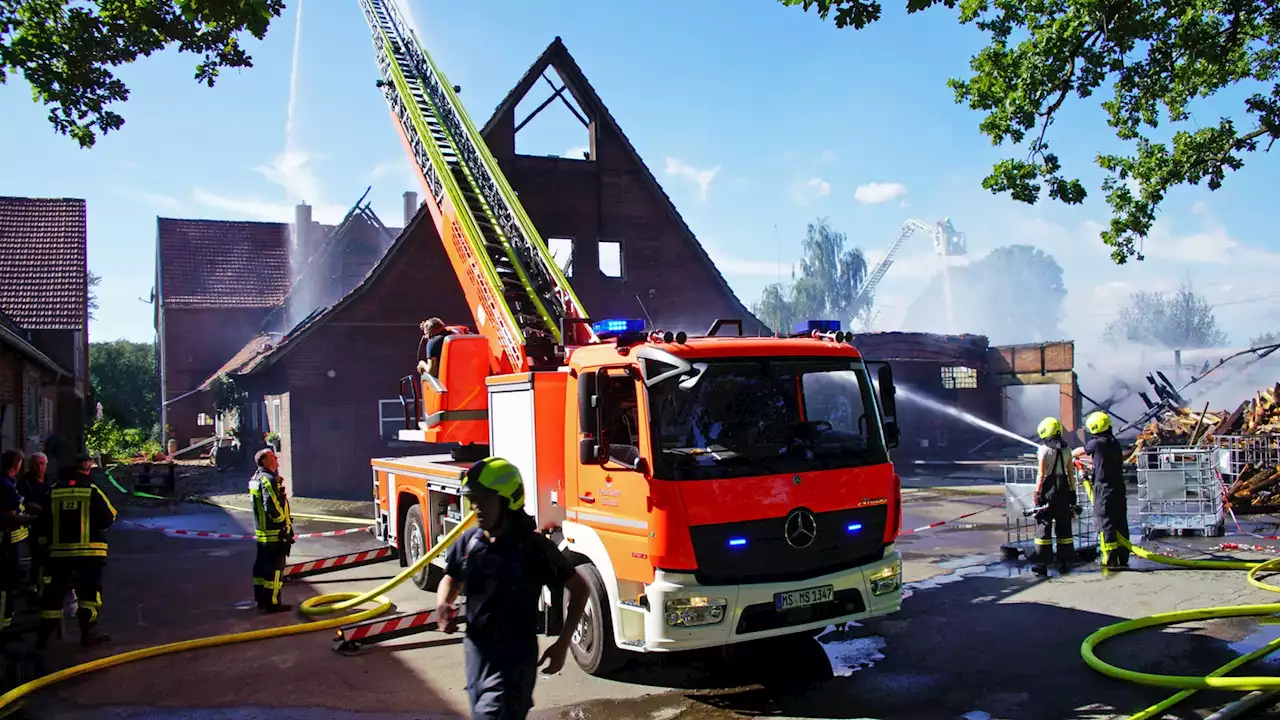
[8,477,1280,719]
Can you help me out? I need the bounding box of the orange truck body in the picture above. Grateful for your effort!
[372,330,905,674]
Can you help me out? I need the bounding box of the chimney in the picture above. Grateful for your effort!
[403,191,419,227]
[294,202,313,254]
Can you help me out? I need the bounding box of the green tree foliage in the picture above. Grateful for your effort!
[1103,282,1228,348]
[778,0,1280,264]
[87,269,101,320]
[85,416,161,460]
[89,340,157,430]
[2,1,286,148]
[902,245,1067,343]
[750,218,870,332]
[1249,331,1280,347]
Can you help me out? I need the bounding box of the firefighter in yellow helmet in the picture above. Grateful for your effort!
[436,457,590,719]
[1074,411,1128,568]
[1033,417,1079,576]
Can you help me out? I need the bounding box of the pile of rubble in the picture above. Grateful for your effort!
[1125,383,1280,462]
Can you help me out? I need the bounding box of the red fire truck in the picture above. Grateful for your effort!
[357,0,905,675]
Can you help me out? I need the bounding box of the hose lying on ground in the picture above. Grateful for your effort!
[1077,479,1280,720]
[0,511,477,713]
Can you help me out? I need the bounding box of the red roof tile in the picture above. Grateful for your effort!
[197,332,285,390]
[0,196,87,331]
[158,219,291,308]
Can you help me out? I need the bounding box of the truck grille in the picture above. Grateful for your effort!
[685,505,887,586]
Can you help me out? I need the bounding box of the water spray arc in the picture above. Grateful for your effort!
[850,218,968,331]
[896,385,1039,450]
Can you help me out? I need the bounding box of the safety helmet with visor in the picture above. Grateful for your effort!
[461,457,525,512]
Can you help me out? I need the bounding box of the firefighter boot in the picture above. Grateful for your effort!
[76,608,109,647]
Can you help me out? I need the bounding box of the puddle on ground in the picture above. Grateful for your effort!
[814,625,887,676]
[1228,623,1280,665]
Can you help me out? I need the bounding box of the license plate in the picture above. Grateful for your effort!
[775,584,834,610]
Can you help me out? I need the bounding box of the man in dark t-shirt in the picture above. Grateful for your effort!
[416,317,454,378]
[437,457,588,719]
[1074,411,1129,568]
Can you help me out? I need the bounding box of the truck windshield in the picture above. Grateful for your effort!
[646,357,890,481]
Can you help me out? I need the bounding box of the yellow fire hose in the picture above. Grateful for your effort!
[0,511,477,713]
[1077,479,1280,719]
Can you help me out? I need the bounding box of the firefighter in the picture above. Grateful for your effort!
[35,453,115,648]
[1033,417,1079,576]
[19,452,52,596]
[416,317,454,378]
[250,448,293,613]
[436,457,589,719]
[1074,411,1129,568]
[0,449,34,637]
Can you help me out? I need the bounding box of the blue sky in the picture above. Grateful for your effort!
[2,0,1278,355]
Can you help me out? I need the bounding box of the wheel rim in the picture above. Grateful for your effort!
[409,522,424,570]
[572,602,594,653]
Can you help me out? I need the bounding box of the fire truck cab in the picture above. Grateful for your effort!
[372,319,905,675]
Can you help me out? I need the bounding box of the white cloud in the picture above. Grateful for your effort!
[791,177,832,205]
[116,188,182,212]
[702,240,792,279]
[854,181,908,204]
[665,157,720,202]
[1191,201,1208,215]
[191,188,345,224]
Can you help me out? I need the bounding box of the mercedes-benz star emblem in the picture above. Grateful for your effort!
[784,509,818,549]
[792,474,802,486]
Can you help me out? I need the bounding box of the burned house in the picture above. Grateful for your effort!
[851,332,1080,457]
[0,197,91,456]
[155,192,402,448]
[165,37,766,498]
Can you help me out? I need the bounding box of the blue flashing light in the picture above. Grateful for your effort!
[846,523,863,533]
[795,319,840,333]
[592,318,646,335]
[728,537,748,547]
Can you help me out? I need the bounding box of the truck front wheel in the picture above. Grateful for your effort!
[403,505,443,591]
[566,563,627,676]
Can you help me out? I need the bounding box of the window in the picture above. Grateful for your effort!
[72,331,84,379]
[646,357,888,481]
[547,237,573,277]
[599,374,640,468]
[23,373,39,438]
[940,366,979,390]
[272,399,281,431]
[41,397,53,436]
[599,240,623,278]
[379,400,404,441]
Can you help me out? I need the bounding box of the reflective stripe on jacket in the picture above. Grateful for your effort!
[250,470,292,543]
[49,477,117,558]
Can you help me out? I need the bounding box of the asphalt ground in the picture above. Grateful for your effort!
[6,476,1280,720]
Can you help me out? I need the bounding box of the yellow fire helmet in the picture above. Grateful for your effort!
[1037,417,1064,440]
[1085,411,1113,435]
[462,456,526,511]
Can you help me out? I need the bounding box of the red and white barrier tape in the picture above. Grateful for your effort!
[897,498,1008,536]
[284,546,396,576]
[122,520,372,541]
[1219,542,1280,555]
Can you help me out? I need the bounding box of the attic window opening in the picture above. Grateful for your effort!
[513,71,594,160]
[599,240,623,278]
[940,365,978,390]
[548,238,574,277]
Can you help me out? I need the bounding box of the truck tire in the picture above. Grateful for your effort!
[404,505,443,592]
[567,563,628,677]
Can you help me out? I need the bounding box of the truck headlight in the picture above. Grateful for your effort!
[664,596,727,627]
[869,563,901,597]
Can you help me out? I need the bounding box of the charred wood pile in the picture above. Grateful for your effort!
[1123,383,1280,461]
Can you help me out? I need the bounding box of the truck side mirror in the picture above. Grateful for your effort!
[578,372,603,465]
[877,364,900,449]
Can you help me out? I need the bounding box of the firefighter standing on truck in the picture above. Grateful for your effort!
[35,453,114,649]
[1074,411,1129,568]
[1033,417,1079,576]
[250,448,294,613]
[435,457,589,719]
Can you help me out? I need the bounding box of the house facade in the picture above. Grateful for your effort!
[0,197,90,458]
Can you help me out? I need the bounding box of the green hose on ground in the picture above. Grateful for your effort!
[1078,479,1280,719]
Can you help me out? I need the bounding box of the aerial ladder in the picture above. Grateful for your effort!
[357,0,596,454]
[847,217,967,327]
